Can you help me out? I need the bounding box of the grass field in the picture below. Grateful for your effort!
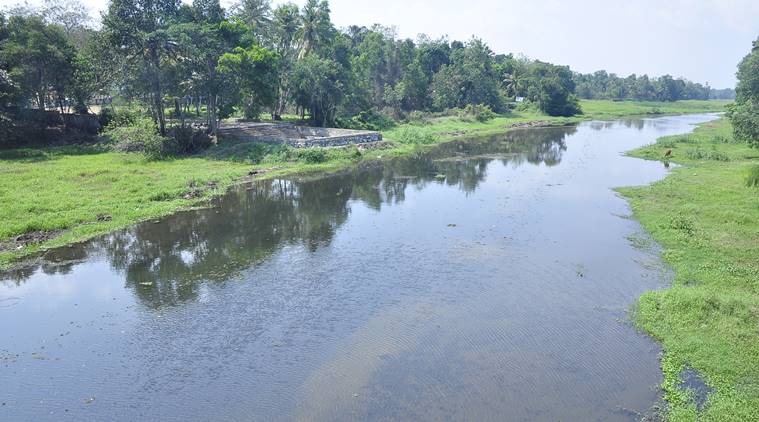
[619,118,759,421]
[0,99,730,267]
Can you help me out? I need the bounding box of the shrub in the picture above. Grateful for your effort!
[747,165,759,188]
[685,147,730,161]
[0,113,15,148]
[406,110,433,124]
[669,215,696,236]
[262,144,293,163]
[105,118,173,160]
[394,126,435,145]
[296,148,327,164]
[170,126,213,154]
[656,138,677,148]
[143,135,175,161]
[463,104,496,122]
[244,143,270,164]
[98,108,142,131]
[337,109,396,131]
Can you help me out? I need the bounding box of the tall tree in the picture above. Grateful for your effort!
[0,15,76,111]
[230,0,272,41]
[297,0,333,59]
[103,0,180,134]
[218,45,278,120]
[270,2,299,118]
[171,0,246,133]
[728,37,759,148]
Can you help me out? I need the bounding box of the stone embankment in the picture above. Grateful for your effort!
[218,122,382,148]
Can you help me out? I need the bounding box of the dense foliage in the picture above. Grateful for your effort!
[0,0,735,147]
[728,37,759,148]
[574,71,733,102]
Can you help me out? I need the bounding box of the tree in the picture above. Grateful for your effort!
[0,68,18,115]
[297,0,333,59]
[171,0,249,133]
[270,2,299,118]
[39,0,92,49]
[429,38,502,111]
[230,0,271,41]
[525,62,581,116]
[218,45,278,120]
[103,0,181,135]
[291,54,343,125]
[728,37,759,147]
[0,15,76,111]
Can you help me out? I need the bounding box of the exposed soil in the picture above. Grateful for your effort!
[0,230,64,253]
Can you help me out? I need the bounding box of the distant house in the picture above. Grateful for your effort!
[515,96,525,103]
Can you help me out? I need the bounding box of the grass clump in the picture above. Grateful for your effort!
[619,117,759,421]
[746,165,759,187]
[394,125,436,145]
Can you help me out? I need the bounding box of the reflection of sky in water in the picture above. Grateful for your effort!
[0,114,717,421]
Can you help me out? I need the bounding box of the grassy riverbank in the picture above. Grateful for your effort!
[0,99,729,268]
[619,118,759,421]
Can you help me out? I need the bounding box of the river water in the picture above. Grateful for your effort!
[0,114,715,421]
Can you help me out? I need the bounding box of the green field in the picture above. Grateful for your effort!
[0,100,730,267]
[619,118,759,421]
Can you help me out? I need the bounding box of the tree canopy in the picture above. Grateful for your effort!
[0,0,735,134]
[728,37,759,148]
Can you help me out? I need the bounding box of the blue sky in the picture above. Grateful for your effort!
[7,0,758,88]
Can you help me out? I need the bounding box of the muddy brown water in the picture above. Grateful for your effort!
[1,114,716,421]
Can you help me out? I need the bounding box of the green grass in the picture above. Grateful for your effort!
[0,100,730,268]
[0,147,250,266]
[618,118,759,421]
[580,99,731,119]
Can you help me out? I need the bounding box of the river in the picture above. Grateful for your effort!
[0,114,716,421]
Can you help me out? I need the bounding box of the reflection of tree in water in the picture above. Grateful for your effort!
[100,176,355,308]
[497,126,574,167]
[0,246,90,287]
[0,125,574,307]
[587,119,647,131]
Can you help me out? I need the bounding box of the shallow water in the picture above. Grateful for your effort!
[1,114,716,421]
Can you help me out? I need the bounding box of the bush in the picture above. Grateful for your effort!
[170,126,213,154]
[143,136,176,161]
[337,109,396,131]
[98,108,142,131]
[669,215,696,236]
[261,144,293,163]
[105,118,173,159]
[656,138,677,148]
[727,102,759,148]
[296,148,327,164]
[0,113,16,148]
[406,110,433,124]
[685,147,730,161]
[462,104,496,122]
[244,143,271,164]
[747,165,759,188]
[395,125,436,145]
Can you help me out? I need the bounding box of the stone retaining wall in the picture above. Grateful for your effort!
[218,122,382,148]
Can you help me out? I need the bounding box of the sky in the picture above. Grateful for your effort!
[4,0,758,88]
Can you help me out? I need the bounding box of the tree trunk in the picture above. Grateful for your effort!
[37,68,46,111]
[149,49,166,135]
[208,94,217,134]
[207,61,218,135]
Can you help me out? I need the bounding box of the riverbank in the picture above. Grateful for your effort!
[619,118,759,420]
[0,99,729,268]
